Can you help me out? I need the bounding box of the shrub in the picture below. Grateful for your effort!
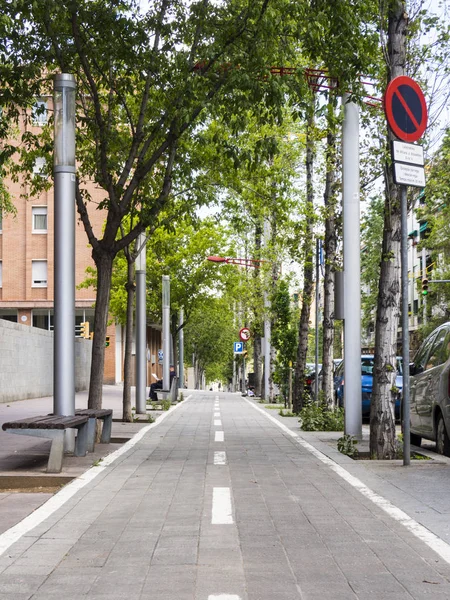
[337,434,359,458]
[299,400,344,431]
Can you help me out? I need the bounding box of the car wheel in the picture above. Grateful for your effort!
[436,414,450,457]
[410,432,422,447]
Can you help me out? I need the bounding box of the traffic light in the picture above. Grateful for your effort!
[79,321,90,338]
[422,278,429,295]
[105,336,110,347]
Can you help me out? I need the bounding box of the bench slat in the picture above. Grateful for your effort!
[2,415,88,430]
[75,409,113,418]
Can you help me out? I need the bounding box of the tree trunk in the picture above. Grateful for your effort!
[88,248,114,411]
[253,334,262,396]
[322,95,339,408]
[269,217,279,401]
[370,1,407,459]
[171,312,178,374]
[122,257,135,422]
[293,98,316,413]
[253,222,263,397]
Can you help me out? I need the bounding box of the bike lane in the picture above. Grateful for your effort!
[1,391,450,599]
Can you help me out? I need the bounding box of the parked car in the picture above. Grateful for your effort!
[409,322,450,456]
[305,362,321,395]
[316,359,343,395]
[335,355,403,420]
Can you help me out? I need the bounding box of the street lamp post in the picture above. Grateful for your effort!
[53,74,76,430]
[162,275,170,390]
[135,233,147,414]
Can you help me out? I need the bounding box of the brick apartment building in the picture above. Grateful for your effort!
[0,96,162,386]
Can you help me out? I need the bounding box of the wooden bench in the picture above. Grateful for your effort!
[156,376,178,404]
[2,415,89,473]
[75,409,113,452]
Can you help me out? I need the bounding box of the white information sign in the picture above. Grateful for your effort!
[393,162,426,188]
[392,141,424,166]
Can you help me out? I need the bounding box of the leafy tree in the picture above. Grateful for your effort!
[293,94,317,413]
[420,128,450,316]
[370,1,407,460]
[184,296,236,387]
[4,0,308,409]
[271,279,298,402]
[360,195,384,335]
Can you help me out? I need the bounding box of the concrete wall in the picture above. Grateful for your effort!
[0,319,92,403]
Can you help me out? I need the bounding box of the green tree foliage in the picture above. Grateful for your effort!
[417,128,450,322]
[270,279,298,401]
[184,296,236,385]
[360,195,384,333]
[142,216,230,324]
[3,0,309,408]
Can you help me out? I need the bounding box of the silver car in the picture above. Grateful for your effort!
[409,322,450,455]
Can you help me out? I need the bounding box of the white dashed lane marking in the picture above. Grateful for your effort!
[212,487,233,524]
[214,451,227,465]
[215,431,224,442]
[214,419,222,426]
[208,596,241,600]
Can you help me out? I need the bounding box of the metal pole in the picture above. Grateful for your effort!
[53,74,76,437]
[342,95,362,438]
[263,219,271,401]
[422,246,427,325]
[315,238,320,402]
[178,309,184,389]
[401,186,411,466]
[135,233,147,414]
[288,362,292,411]
[162,275,170,390]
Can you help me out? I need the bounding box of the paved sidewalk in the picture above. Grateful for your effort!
[0,386,158,533]
[1,389,450,599]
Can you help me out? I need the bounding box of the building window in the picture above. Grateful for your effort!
[32,260,47,287]
[32,157,47,177]
[32,99,48,126]
[32,206,48,233]
[0,309,17,323]
[32,309,54,330]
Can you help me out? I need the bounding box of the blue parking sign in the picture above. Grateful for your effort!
[234,341,244,354]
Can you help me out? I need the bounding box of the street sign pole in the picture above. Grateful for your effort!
[401,186,411,466]
[384,75,428,466]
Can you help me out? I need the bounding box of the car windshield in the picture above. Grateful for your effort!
[361,357,402,375]
[361,358,374,375]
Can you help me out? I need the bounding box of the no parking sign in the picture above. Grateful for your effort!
[384,76,427,142]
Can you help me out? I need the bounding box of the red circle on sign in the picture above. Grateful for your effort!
[239,327,251,342]
[384,76,427,142]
